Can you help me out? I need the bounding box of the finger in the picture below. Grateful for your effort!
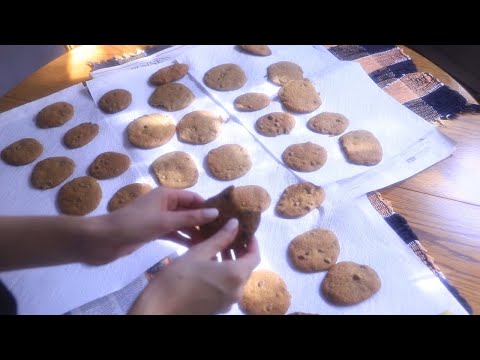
[231,236,261,273]
[165,208,219,231]
[193,218,239,258]
[168,189,205,210]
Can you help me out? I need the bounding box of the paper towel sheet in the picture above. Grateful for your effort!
[0,84,181,314]
[176,45,436,187]
[85,58,325,274]
[227,194,468,315]
[85,59,467,315]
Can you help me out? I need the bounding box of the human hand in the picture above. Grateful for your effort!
[82,187,219,265]
[129,218,261,315]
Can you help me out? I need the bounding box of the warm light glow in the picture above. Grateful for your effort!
[65,45,103,82]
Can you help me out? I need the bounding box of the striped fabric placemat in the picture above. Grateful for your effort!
[325,45,480,122]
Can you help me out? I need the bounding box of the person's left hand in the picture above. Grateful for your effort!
[81,187,219,265]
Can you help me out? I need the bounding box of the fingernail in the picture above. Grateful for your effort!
[202,208,219,219]
[224,218,239,231]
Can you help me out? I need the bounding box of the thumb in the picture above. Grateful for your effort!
[194,218,239,258]
[165,208,219,231]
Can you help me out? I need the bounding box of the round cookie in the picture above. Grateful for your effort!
[149,63,189,86]
[282,142,327,172]
[98,89,132,114]
[307,112,350,136]
[176,110,223,145]
[239,270,291,315]
[127,114,176,149]
[231,185,271,213]
[63,122,99,149]
[321,261,381,305]
[238,45,272,56]
[148,83,195,111]
[234,93,270,112]
[203,64,247,91]
[255,112,295,137]
[57,176,102,216]
[276,182,325,219]
[206,144,252,181]
[198,186,261,251]
[36,102,74,128]
[288,229,340,272]
[108,183,153,212]
[278,79,321,113]
[151,151,198,189]
[89,152,131,180]
[31,157,75,190]
[1,138,43,166]
[267,61,304,86]
[339,130,383,166]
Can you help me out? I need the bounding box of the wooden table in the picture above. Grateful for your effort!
[1,45,479,314]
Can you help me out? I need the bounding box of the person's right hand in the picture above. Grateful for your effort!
[128,218,261,315]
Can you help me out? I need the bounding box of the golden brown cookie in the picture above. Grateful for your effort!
[255,112,296,137]
[176,110,223,145]
[98,89,132,114]
[31,157,75,190]
[288,229,340,272]
[267,61,304,86]
[234,93,271,112]
[203,64,247,91]
[107,183,153,212]
[63,122,99,149]
[36,102,74,128]
[321,261,381,305]
[307,112,350,136]
[339,130,383,166]
[276,182,325,219]
[148,83,195,111]
[1,138,43,166]
[151,151,199,189]
[88,152,131,180]
[198,186,261,251]
[127,114,176,149]
[239,270,291,315]
[149,63,189,86]
[57,176,102,216]
[206,144,252,181]
[238,45,272,56]
[231,185,271,213]
[278,79,321,113]
[282,142,327,172]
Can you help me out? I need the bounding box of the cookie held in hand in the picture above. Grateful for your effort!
[198,186,261,251]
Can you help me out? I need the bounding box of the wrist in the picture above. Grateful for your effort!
[129,285,171,315]
[75,215,116,265]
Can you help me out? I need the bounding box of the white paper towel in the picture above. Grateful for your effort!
[176,45,436,187]
[85,60,467,315]
[0,84,181,314]
[227,195,468,315]
[85,59,324,277]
